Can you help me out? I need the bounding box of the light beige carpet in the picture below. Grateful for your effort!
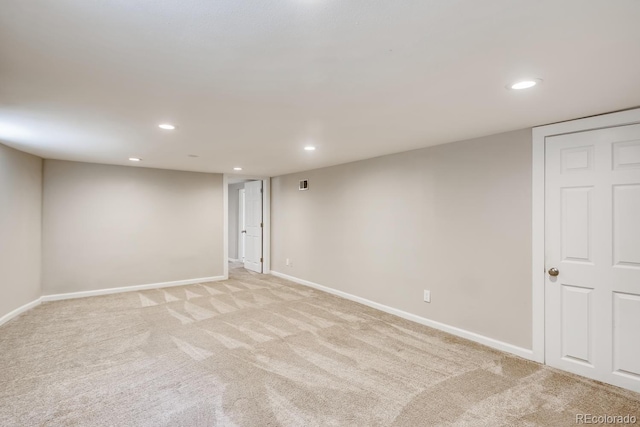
[1,264,639,426]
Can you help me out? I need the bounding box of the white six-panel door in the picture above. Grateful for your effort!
[243,181,263,273]
[545,124,640,392]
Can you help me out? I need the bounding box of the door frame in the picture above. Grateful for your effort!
[531,107,640,364]
[223,175,271,279]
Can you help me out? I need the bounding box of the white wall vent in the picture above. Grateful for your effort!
[299,179,309,191]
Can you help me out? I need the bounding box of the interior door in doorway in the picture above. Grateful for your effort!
[545,123,640,392]
[238,188,245,261]
[243,181,263,273]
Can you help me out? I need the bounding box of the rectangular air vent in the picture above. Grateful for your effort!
[299,179,309,191]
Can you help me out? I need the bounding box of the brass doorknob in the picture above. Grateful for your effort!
[548,267,559,277]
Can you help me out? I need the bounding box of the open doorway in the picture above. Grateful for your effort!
[227,179,250,264]
[225,176,270,277]
[238,188,245,262]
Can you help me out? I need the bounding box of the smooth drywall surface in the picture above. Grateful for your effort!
[271,129,532,349]
[228,183,244,260]
[43,161,224,295]
[0,143,42,318]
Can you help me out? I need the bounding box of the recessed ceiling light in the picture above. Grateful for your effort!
[233,167,242,171]
[304,146,316,151]
[158,124,176,130]
[129,157,142,162]
[508,79,542,90]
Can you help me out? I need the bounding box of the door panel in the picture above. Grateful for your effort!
[545,123,640,393]
[613,292,640,379]
[613,140,640,170]
[243,181,263,273]
[561,187,592,263]
[561,146,594,173]
[613,185,640,267]
[560,284,593,365]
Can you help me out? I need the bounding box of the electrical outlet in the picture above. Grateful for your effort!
[423,290,431,303]
[286,258,291,266]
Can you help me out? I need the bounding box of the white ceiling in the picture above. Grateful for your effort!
[1,1,639,177]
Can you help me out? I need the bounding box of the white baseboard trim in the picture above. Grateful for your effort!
[271,271,535,361]
[0,298,42,327]
[41,275,226,302]
[228,258,240,263]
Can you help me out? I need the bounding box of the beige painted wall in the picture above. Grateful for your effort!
[271,129,532,349]
[0,143,42,318]
[43,160,224,295]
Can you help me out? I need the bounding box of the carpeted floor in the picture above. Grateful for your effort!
[1,264,639,426]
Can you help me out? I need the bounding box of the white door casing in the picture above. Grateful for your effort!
[545,123,640,393]
[244,181,263,273]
